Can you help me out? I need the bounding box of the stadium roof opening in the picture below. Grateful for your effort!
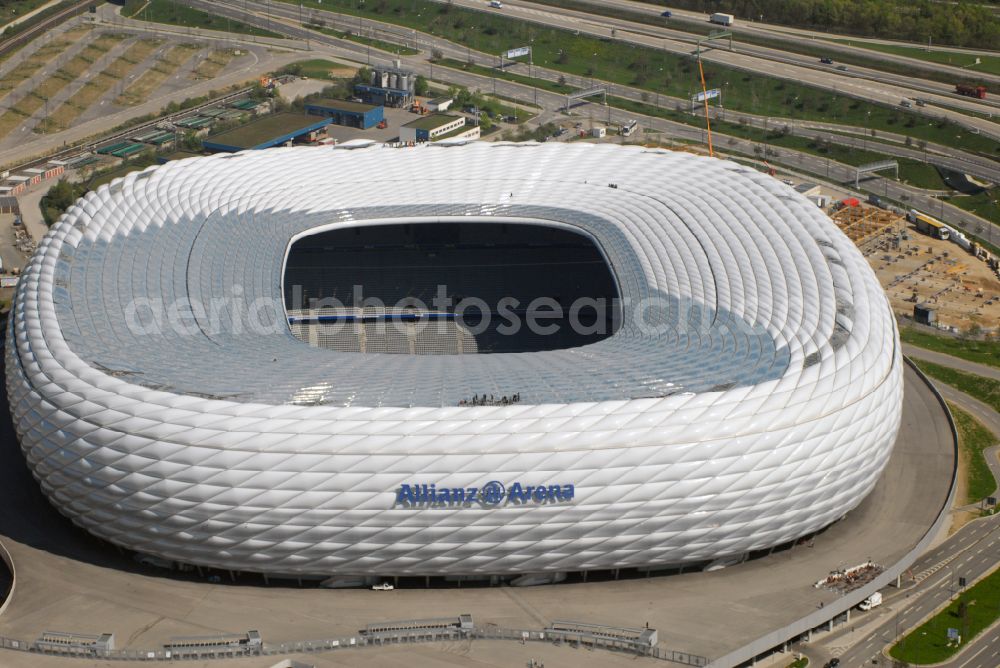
[282,221,621,355]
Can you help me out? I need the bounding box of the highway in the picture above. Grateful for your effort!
[193,0,1000,246]
[560,0,1000,69]
[512,0,1000,105]
[810,368,1000,668]
[431,0,1000,140]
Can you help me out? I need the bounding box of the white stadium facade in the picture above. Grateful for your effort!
[5,142,902,579]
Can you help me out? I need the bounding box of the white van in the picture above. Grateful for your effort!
[489,0,503,7]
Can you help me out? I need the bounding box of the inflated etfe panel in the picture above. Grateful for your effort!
[6,143,901,576]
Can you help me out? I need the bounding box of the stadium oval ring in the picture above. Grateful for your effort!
[6,143,902,577]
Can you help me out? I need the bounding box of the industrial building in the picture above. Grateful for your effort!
[302,99,384,129]
[202,112,331,153]
[426,96,453,112]
[354,62,415,108]
[399,114,479,143]
[7,143,901,579]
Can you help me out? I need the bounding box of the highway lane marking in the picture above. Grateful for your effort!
[958,643,990,667]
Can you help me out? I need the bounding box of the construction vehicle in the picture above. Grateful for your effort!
[955,84,987,99]
[377,119,388,129]
[409,100,427,115]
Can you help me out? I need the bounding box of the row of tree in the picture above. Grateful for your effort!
[652,0,1000,49]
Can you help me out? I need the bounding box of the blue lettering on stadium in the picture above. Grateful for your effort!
[394,480,574,507]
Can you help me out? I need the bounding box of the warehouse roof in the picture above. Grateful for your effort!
[403,113,461,131]
[203,112,330,151]
[305,98,379,113]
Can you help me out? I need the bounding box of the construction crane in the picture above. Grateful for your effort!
[697,56,714,157]
[694,31,731,159]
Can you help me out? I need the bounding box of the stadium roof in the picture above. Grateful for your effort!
[38,143,870,408]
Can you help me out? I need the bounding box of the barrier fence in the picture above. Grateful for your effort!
[0,624,708,664]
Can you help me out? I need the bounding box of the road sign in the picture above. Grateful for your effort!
[988,496,997,506]
[947,628,959,640]
[693,88,721,103]
[958,577,967,587]
[505,46,530,59]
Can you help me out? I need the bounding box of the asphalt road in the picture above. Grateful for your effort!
[201,0,1000,246]
[438,0,1000,140]
[812,374,1000,668]
[903,344,1000,383]
[546,0,1000,87]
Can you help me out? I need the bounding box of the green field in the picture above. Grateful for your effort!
[306,23,418,55]
[829,40,1000,78]
[948,402,999,505]
[279,58,353,80]
[124,0,282,37]
[434,58,575,94]
[902,328,1000,369]
[948,190,1000,228]
[897,159,949,191]
[913,360,1000,415]
[0,0,50,27]
[526,0,993,89]
[890,561,1000,663]
[275,0,1000,158]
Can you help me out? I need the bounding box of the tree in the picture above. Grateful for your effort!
[432,48,443,61]
[414,75,429,97]
[40,179,88,226]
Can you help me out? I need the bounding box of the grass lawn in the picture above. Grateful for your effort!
[115,43,200,106]
[527,0,993,89]
[190,49,237,80]
[280,58,352,79]
[433,58,576,94]
[897,158,948,191]
[124,0,283,38]
[947,402,999,504]
[829,40,1000,78]
[0,27,90,99]
[39,39,165,134]
[606,95,895,167]
[0,0,50,26]
[948,189,1000,228]
[913,360,1000,415]
[277,0,1000,158]
[889,561,1000,663]
[901,329,1000,369]
[306,24,418,55]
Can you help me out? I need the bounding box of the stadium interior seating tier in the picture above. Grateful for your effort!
[283,222,621,354]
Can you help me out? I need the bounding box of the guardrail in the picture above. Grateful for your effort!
[0,622,708,663]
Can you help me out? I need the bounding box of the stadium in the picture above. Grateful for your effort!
[5,142,902,579]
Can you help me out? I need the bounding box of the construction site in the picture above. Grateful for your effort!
[833,203,1000,333]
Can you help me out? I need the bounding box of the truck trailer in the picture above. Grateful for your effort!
[908,210,950,240]
[955,84,987,99]
[710,13,734,26]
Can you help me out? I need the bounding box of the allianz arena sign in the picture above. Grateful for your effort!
[395,481,576,507]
